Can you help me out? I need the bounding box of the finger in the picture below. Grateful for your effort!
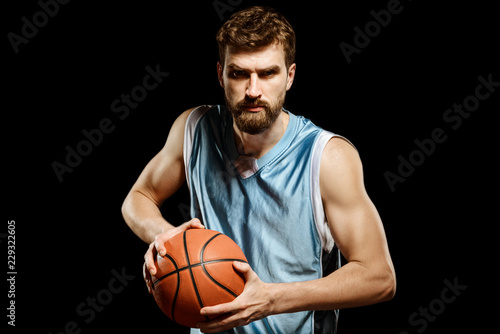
[197,314,241,334]
[145,242,158,276]
[200,299,241,318]
[197,305,242,333]
[143,262,153,294]
[154,234,167,257]
[184,217,205,230]
[232,261,253,280]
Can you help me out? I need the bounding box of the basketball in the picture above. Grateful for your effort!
[151,228,248,327]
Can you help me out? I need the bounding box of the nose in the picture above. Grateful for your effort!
[245,74,262,99]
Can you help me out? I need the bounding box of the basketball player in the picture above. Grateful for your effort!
[122,6,395,334]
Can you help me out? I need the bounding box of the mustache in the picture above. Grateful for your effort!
[236,97,271,109]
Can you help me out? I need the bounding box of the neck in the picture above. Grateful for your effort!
[233,111,289,159]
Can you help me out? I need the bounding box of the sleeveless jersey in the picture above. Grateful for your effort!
[184,105,343,334]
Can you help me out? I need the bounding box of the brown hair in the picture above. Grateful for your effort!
[216,6,296,68]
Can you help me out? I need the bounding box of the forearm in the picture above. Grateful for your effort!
[269,261,395,315]
[121,189,175,244]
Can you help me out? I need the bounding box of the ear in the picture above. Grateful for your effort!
[217,62,224,88]
[286,63,296,91]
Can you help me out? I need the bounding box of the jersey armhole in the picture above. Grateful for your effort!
[310,131,355,253]
[183,105,212,189]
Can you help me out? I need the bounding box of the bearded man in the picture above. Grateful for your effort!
[122,6,396,334]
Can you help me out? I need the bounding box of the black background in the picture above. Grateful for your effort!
[4,0,498,333]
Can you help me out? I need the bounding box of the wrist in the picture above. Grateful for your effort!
[267,280,316,315]
[266,282,288,316]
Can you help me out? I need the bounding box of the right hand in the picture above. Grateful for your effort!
[143,218,205,293]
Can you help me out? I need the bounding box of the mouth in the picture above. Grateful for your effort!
[241,105,265,112]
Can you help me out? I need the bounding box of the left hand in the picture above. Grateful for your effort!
[196,261,273,333]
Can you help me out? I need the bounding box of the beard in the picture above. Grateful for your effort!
[225,93,285,135]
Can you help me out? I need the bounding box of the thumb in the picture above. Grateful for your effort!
[233,261,253,279]
[184,218,205,230]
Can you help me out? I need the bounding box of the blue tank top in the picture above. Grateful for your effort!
[184,105,342,334]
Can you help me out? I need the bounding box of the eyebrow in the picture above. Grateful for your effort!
[227,63,281,73]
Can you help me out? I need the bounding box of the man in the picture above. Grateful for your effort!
[122,6,395,334]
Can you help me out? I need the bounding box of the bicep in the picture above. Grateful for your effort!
[320,138,391,265]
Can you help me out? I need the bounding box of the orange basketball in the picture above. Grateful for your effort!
[151,229,247,328]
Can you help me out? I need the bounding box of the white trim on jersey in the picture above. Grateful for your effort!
[183,105,212,189]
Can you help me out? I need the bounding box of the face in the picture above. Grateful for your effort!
[217,43,296,135]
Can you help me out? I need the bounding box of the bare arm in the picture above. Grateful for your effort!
[270,137,396,312]
[121,107,205,292]
[198,137,396,332]
[121,108,191,243]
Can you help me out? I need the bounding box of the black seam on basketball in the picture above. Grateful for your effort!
[195,232,222,320]
[203,232,223,249]
[166,253,180,323]
[150,254,181,323]
[201,260,247,298]
[199,233,222,263]
[153,258,248,286]
[152,231,249,323]
[200,233,246,298]
[153,253,178,286]
[184,230,205,314]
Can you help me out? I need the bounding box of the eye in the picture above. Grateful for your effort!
[260,69,277,78]
[231,70,246,78]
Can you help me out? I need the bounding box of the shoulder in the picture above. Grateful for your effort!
[321,136,359,169]
[320,136,365,202]
[166,105,214,143]
[174,105,213,129]
[155,105,211,161]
